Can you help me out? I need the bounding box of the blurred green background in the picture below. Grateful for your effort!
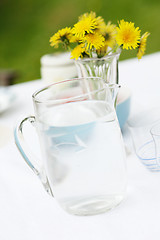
[0,0,160,84]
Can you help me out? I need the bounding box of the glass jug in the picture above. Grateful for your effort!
[14,77,127,216]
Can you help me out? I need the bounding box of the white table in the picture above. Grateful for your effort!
[0,52,160,240]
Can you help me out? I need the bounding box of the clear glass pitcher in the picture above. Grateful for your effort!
[127,108,160,171]
[14,77,127,216]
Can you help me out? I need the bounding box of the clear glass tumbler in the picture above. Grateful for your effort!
[127,108,160,171]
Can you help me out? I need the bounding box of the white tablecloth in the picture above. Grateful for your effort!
[0,52,160,240]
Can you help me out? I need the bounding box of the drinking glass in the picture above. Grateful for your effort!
[127,108,160,171]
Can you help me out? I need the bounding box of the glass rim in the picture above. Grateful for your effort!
[75,48,121,63]
[32,77,120,104]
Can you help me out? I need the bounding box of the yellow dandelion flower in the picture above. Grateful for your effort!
[137,32,150,59]
[84,33,105,50]
[102,21,117,48]
[71,44,86,60]
[79,11,96,21]
[69,35,82,43]
[50,27,73,48]
[116,20,141,50]
[95,16,106,34]
[79,12,106,34]
[72,14,98,38]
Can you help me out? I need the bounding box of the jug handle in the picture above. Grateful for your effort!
[14,116,53,196]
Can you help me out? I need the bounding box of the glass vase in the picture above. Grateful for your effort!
[75,49,121,84]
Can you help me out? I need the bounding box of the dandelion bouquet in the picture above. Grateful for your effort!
[49,12,150,60]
